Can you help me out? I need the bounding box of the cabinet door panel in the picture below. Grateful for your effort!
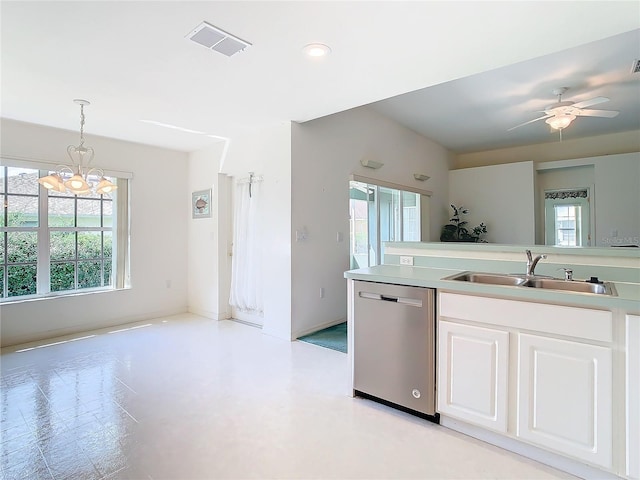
[517,334,612,468]
[438,321,509,432]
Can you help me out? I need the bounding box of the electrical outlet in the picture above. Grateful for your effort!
[320,287,325,298]
[399,256,414,266]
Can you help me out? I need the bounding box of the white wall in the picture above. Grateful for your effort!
[593,153,640,246]
[449,162,536,244]
[187,143,231,320]
[290,106,452,338]
[0,119,189,347]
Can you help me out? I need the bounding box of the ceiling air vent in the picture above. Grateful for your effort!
[186,21,251,57]
[632,59,640,74]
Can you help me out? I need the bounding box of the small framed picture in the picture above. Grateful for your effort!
[192,189,212,218]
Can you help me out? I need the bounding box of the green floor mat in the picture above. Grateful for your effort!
[298,322,347,353]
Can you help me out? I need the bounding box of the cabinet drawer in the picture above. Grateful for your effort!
[439,292,612,342]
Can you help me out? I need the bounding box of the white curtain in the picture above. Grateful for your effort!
[229,175,263,314]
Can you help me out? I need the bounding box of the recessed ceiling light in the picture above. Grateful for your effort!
[303,43,331,57]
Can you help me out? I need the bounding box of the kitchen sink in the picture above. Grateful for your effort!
[523,278,616,295]
[444,271,617,296]
[444,272,529,286]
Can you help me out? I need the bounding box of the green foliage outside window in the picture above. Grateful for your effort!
[7,232,38,262]
[1,168,116,299]
[50,232,75,260]
[79,261,102,288]
[1,231,112,298]
[7,264,37,296]
[50,262,74,292]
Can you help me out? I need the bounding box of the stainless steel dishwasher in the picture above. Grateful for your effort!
[353,280,437,421]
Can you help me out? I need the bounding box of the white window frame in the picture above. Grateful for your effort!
[349,175,431,267]
[544,188,591,247]
[0,157,131,302]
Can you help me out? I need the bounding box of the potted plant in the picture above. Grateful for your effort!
[440,204,487,242]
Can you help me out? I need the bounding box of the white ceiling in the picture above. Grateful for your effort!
[369,29,640,153]
[1,1,639,154]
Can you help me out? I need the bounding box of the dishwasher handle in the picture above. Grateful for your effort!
[358,291,422,307]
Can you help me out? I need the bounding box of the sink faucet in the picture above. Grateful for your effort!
[525,249,547,276]
[558,267,573,281]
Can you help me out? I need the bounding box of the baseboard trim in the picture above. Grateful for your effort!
[440,416,620,480]
[0,309,194,352]
[188,306,230,321]
[0,307,189,349]
[231,309,263,327]
[294,317,346,340]
[231,318,262,329]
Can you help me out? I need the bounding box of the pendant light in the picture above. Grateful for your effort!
[38,99,117,195]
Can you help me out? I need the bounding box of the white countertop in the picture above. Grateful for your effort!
[345,264,640,313]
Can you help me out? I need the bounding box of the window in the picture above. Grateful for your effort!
[544,189,591,247]
[349,179,428,268]
[554,205,580,246]
[49,182,114,292]
[0,164,128,300]
[1,167,39,297]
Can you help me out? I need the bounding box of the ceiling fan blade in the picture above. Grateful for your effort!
[571,96,609,109]
[507,115,550,131]
[576,109,619,118]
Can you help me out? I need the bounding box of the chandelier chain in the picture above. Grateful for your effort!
[79,104,86,146]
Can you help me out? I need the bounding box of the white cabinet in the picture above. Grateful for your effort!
[627,314,640,480]
[517,333,612,469]
[437,321,509,432]
[438,292,616,472]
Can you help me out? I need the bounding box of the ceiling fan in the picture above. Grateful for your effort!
[508,87,619,132]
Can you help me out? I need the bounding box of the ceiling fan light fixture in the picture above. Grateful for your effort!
[508,87,619,133]
[546,114,576,130]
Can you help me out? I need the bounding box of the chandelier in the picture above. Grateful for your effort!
[38,99,117,195]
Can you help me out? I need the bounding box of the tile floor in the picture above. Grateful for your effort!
[1,314,576,479]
